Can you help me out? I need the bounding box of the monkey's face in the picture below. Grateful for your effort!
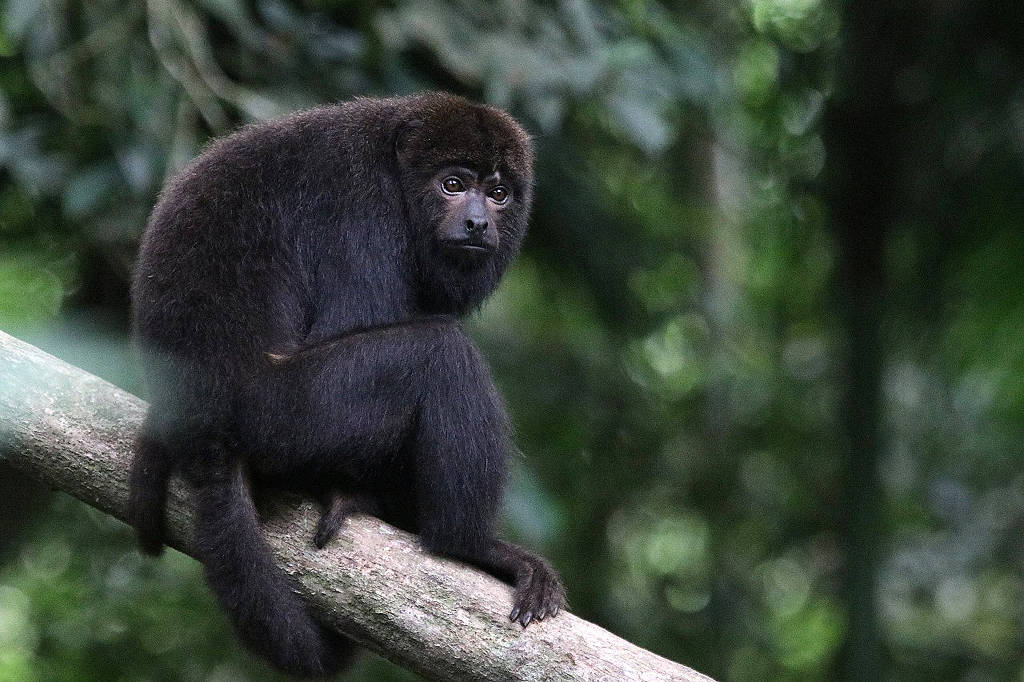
[431,167,512,260]
[394,94,534,313]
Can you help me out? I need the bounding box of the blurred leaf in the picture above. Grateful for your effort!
[0,255,65,328]
[61,164,120,220]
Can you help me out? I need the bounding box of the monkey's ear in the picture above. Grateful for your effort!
[393,119,425,167]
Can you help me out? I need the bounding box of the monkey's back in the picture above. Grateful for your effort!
[132,99,409,366]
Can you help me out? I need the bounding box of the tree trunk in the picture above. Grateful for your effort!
[824,1,914,676]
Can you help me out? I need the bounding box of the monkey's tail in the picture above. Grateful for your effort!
[129,432,174,556]
[193,446,358,678]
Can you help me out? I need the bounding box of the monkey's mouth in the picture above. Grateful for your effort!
[440,240,495,257]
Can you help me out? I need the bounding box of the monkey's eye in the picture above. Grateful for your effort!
[488,186,510,204]
[441,177,466,194]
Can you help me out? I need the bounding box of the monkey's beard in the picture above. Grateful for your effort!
[418,246,506,315]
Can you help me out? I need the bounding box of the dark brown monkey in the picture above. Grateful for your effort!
[128,93,565,677]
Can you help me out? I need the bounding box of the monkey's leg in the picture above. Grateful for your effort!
[247,323,439,478]
[245,318,463,530]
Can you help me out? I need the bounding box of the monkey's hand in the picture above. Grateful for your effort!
[473,540,566,627]
[509,556,565,627]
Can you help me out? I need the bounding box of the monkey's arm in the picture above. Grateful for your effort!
[266,318,567,625]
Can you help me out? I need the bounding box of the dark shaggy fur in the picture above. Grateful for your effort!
[129,93,565,678]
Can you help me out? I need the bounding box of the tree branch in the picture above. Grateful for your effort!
[0,329,713,681]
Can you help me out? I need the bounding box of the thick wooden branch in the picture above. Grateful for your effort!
[0,329,713,681]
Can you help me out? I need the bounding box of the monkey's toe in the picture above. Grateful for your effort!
[313,514,342,548]
[511,565,565,628]
[311,520,339,548]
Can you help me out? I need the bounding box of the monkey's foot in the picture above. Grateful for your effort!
[509,562,565,627]
[313,493,378,548]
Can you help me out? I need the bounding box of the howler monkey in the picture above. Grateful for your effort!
[129,93,565,677]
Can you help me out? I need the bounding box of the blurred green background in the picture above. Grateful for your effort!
[1,1,1023,680]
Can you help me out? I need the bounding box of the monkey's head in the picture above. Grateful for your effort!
[395,93,534,314]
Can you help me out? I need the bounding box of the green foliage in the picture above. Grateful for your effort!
[0,254,65,327]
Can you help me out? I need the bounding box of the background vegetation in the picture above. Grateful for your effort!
[1,1,1022,680]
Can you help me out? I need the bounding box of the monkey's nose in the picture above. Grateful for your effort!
[465,219,488,236]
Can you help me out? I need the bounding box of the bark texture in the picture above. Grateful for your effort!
[0,329,713,682]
